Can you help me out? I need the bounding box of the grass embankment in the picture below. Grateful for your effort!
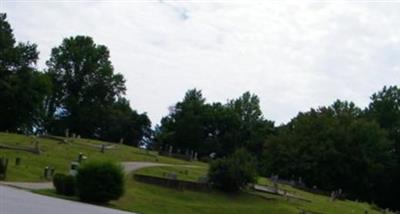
[0,132,202,181]
[37,165,383,214]
[120,168,383,214]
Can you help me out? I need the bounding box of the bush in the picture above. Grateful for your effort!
[53,173,75,196]
[76,161,124,203]
[208,148,257,192]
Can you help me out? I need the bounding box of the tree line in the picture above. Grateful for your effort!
[0,14,151,146]
[1,13,399,210]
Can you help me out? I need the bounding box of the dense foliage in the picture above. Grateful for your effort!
[0,13,51,133]
[208,149,257,192]
[76,161,124,203]
[155,89,274,161]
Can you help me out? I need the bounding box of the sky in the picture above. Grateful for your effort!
[2,0,400,126]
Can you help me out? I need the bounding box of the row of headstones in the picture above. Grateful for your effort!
[164,145,198,161]
[0,157,24,180]
[330,188,344,202]
[65,129,124,144]
[64,129,81,139]
[270,174,305,186]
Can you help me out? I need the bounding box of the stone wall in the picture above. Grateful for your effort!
[133,174,210,191]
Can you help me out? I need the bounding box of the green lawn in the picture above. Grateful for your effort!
[36,166,384,214]
[0,132,201,181]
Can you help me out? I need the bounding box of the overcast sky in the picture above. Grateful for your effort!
[2,1,400,125]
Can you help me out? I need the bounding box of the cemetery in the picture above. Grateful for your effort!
[0,132,391,214]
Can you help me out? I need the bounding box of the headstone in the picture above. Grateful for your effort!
[78,153,84,162]
[272,182,279,194]
[194,152,198,161]
[69,161,79,176]
[190,150,194,161]
[177,149,181,154]
[44,166,49,179]
[165,172,177,180]
[198,176,208,183]
[77,135,81,139]
[65,129,69,138]
[0,158,9,180]
[50,167,55,177]
[209,152,216,159]
[330,191,336,202]
[34,140,40,154]
[168,145,173,156]
[15,157,21,166]
[119,138,124,144]
[100,144,105,153]
[72,133,76,139]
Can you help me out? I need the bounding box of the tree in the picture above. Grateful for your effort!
[262,100,394,204]
[366,86,400,158]
[156,89,207,153]
[99,98,151,146]
[0,13,51,133]
[365,85,400,209]
[228,92,275,160]
[45,36,126,137]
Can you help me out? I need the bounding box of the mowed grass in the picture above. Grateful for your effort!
[34,166,383,214]
[134,165,208,182]
[113,166,383,214]
[113,175,383,214]
[0,132,201,181]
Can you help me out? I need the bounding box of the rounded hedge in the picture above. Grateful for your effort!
[76,161,124,203]
[208,149,256,192]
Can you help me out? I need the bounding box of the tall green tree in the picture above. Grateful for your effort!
[156,89,207,153]
[45,36,126,137]
[0,13,51,133]
[228,92,275,159]
[365,85,400,209]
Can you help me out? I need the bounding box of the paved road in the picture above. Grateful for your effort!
[0,185,135,214]
[0,161,189,190]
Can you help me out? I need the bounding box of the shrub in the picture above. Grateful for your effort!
[208,148,256,192]
[76,161,124,203]
[53,173,75,196]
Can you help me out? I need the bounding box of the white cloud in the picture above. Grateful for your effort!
[3,1,400,125]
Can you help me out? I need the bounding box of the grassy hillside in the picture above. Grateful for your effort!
[0,132,198,181]
[37,166,382,214]
[1,133,385,213]
[113,166,381,214]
